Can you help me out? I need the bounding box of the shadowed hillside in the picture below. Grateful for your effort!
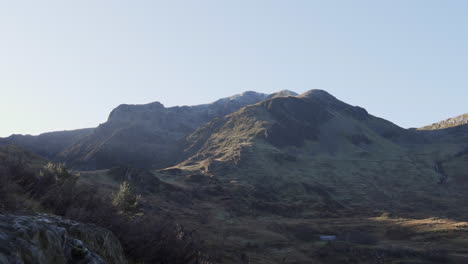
[0,128,93,159]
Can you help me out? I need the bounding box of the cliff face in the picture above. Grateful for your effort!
[0,214,127,264]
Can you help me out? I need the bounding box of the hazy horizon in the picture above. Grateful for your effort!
[1,0,467,137]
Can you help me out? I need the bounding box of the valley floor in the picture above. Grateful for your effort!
[80,169,468,264]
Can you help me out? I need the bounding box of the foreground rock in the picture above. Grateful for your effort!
[0,214,127,264]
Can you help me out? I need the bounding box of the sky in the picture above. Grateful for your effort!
[0,0,467,136]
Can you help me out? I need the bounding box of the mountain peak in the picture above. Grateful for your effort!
[268,90,298,99]
[297,89,353,113]
[298,89,335,100]
[226,91,269,101]
[239,90,264,97]
[108,101,166,122]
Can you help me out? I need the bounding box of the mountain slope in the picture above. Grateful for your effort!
[181,89,413,171]
[173,90,468,213]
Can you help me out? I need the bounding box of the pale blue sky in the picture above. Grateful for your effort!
[0,0,467,136]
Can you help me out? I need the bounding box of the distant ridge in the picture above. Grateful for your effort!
[419,113,468,130]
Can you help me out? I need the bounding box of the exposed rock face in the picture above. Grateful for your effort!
[0,214,127,264]
[419,113,468,130]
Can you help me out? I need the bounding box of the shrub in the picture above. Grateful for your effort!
[41,162,76,181]
[112,181,141,212]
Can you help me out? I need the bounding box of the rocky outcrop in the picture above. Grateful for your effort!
[0,214,127,264]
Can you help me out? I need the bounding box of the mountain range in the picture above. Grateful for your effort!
[2,89,468,263]
[1,90,298,169]
[2,89,468,211]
